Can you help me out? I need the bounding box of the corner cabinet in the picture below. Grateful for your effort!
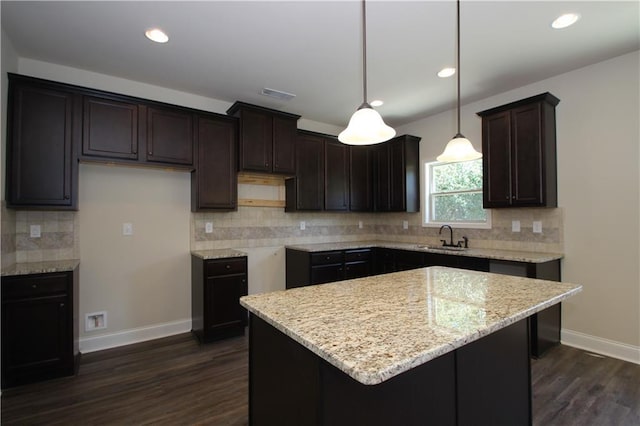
[226,102,300,174]
[373,135,421,212]
[191,114,238,211]
[477,92,560,208]
[6,74,79,209]
[191,255,248,343]
[1,267,79,388]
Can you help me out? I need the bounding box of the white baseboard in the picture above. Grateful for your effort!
[79,319,192,354]
[561,329,640,365]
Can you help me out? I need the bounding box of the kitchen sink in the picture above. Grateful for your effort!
[416,245,467,252]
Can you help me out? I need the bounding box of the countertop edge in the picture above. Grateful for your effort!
[1,259,80,277]
[191,249,248,260]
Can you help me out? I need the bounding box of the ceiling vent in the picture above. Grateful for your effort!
[261,88,296,101]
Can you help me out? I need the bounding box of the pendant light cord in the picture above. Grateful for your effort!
[362,0,368,105]
[456,0,461,136]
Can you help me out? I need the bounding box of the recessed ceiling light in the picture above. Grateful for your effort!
[438,67,456,78]
[145,28,169,43]
[370,100,384,107]
[551,13,580,29]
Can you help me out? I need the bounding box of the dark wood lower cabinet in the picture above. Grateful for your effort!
[1,267,79,389]
[191,255,248,343]
[249,314,530,426]
[286,248,373,288]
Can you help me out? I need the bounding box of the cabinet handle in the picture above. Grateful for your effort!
[226,264,231,269]
[59,303,65,308]
[64,195,70,200]
[326,256,330,260]
[265,162,269,167]
[32,284,37,289]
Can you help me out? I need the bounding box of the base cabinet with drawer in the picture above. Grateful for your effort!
[191,255,248,343]
[1,267,79,389]
[286,248,373,289]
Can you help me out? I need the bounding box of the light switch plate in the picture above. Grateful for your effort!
[30,224,41,238]
[403,220,409,230]
[512,220,521,232]
[358,221,363,229]
[205,222,213,233]
[533,221,542,233]
[122,222,133,236]
[300,221,306,230]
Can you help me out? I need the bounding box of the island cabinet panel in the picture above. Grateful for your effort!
[227,101,300,174]
[478,92,559,208]
[6,74,79,209]
[349,146,373,211]
[373,135,421,212]
[191,114,238,211]
[191,255,247,343]
[1,268,79,389]
[248,314,530,426]
[145,105,194,166]
[82,95,139,160]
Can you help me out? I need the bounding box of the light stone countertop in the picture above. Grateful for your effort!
[191,249,247,260]
[240,266,581,385]
[1,259,80,277]
[285,240,563,263]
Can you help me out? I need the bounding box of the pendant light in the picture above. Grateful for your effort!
[437,0,482,163]
[338,0,395,146]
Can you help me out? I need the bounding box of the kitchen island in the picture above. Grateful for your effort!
[240,266,581,425]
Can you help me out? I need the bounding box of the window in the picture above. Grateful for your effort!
[424,159,490,228]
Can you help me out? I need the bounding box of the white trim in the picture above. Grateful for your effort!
[561,329,640,365]
[79,319,192,354]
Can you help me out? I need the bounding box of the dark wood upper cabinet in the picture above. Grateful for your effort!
[478,92,559,208]
[227,102,300,175]
[145,106,194,166]
[349,146,373,211]
[6,74,79,209]
[191,114,238,211]
[82,95,139,160]
[285,130,324,211]
[373,135,421,212]
[324,139,349,211]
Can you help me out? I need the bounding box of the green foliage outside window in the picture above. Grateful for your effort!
[429,160,486,223]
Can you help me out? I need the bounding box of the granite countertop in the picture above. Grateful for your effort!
[1,259,80,277]
[240,266,581,385]
[191,248,247,260]
[285,240,563,263]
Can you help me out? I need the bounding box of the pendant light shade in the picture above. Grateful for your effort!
[339,0,395,146]
[437,0,481,163]
[339,102,396,145]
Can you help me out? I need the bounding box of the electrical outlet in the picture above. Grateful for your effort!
[122,223,133,236]
[300,221,306,230]
[205,222,213,233]
[85,311,107,331]
[512,220,521,232]
[30,224,41,238]
[358,221,363,229]
[533,221,542,233]
[403,220,409,230]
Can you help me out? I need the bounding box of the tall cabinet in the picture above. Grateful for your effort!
[477,92,560,208]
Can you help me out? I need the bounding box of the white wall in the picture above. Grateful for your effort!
[399,51,640,359]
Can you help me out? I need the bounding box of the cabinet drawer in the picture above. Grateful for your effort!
[344,249,372,262]
[311,251,343,266]
[2,274,68,300]
[205,258,246,277]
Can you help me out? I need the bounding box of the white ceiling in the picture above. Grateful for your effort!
[2,1,638,127]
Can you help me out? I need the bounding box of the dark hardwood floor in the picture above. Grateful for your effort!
[2,332,638,425]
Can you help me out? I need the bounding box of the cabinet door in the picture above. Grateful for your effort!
[324,140,349,211]
[239,108,272,172]
[373,144,391,211]
[146,106,194,166]
[2,294,69,387]
[482,111,512,208]
[205,274,247,332]
[511,103,544,205]
[82,95,139,160]
[311,264,344,285]
[295,133,324,210]
[192,115,237,211]
[389,139,406,211]
[349,146,373,211]
[7,82,77,208]
[272,115,297,174]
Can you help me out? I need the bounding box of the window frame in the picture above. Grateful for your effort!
[422,160,492,229]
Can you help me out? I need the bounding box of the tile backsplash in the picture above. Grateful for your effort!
[1,203,563,267]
